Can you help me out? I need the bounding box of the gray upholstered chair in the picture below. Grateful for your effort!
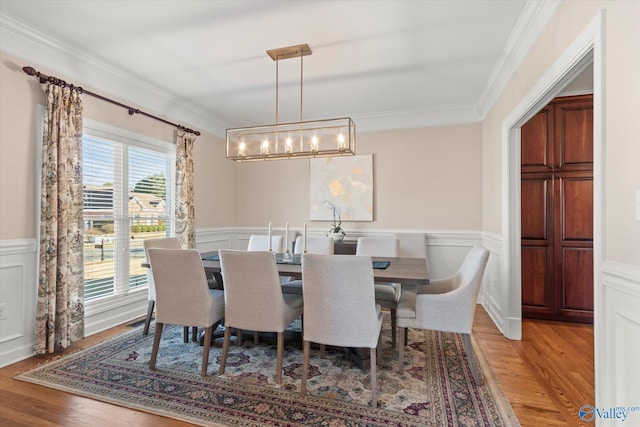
[218,250,303,384]
[293,235,334,255]
[397,246,489,382]
[147,248,225,377]
[247,234,284,252]
[300,254,383,408]
[395,233,429,344]
[281,236,334,295]
[356,237,401,346]
[142,237,182,336]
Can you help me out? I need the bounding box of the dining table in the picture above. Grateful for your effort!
[200,250,430,287]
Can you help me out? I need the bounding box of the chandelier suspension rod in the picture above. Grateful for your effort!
[22,65,201,136]
[300,50,304,123]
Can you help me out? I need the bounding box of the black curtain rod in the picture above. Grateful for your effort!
[22,66,201,136]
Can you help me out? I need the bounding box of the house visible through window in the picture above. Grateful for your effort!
[82,124,175,301]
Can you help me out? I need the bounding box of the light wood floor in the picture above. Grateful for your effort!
[0,306,594,426]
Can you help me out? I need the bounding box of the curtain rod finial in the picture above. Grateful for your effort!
[23,66,38,76]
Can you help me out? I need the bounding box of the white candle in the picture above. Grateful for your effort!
[268,222,272,251]
[285,222,289,252]
[303,223,307,253]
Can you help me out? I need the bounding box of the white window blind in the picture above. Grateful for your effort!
[83,124,175,301]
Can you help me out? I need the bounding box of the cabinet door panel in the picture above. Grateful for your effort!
[522,246,553,311]
[521,177,552,240]
[558,176,593,241]
[560,248,594,314]
[521,106,553,172]
[555,98,593,168]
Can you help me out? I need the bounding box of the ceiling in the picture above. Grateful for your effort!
[0,1,557,136]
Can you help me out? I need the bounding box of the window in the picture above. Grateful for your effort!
[82,122,175,301]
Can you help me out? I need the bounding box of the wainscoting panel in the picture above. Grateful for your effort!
[0,239,37,367]
[601,261,640,415]
[481,233,505,333]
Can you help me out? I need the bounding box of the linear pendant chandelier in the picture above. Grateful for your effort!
[226,44,355,161]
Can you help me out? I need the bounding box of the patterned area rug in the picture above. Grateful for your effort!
[16,319,519,426]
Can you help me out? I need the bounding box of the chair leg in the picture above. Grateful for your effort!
[183,326,189,343]
[370,347,377,408]
[276,332,284,384]
[219,326,232,375]
[237,328,243,346]
[404,327,409,346]
[377,333,382,366]
[201,326,213,377]
[254,331,259,345]
[390,308,397,347]
[319,344,325,358]
[398,326,405,374]
[192,326,198,342]
[462,333,481,384]
[149,322,164,370]
[301,340,311,396]
[143,300,154,336]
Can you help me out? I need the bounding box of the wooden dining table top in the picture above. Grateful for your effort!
[200,250,430,286]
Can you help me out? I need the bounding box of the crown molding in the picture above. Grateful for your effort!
[353,104,483,133]
[0,13,226,137]
[1,2,561,138]
[476,0,564,118]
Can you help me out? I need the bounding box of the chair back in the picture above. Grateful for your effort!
[301,254,381,348]
[420,246,489,334]
[143,237,182,300]
[219,249,291,331]
[147,248,218,327]
[356,237,399,257]
[293,235,334,255]
[247,235,284,252]
[451,246,490,293]
[396,233,430,283]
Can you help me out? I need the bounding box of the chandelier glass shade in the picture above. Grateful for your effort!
[226,44,356,162]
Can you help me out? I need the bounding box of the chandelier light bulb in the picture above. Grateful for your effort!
[311,135,319,152]
[337,133,346,150]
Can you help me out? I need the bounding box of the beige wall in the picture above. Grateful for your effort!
[1,51,482,241]
[231,124,482,232]
[482,1,640,266]
[0,52,235,240]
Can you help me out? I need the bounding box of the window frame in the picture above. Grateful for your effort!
[81,119,176,331]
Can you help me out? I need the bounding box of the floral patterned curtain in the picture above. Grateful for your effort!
[175,130,196,249]
[35,84,85,354]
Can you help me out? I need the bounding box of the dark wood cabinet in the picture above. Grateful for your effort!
[521,95,593,324]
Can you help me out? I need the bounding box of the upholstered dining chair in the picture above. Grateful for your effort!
[218,250,304,384]
[281,236,334,296]
[300,254,383,408]
[356,237,401,346]
[397,246,489,383]
[247,234,284,252]
[147,248,225,377]
[293,235,334,255]
[142,237,181,336]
